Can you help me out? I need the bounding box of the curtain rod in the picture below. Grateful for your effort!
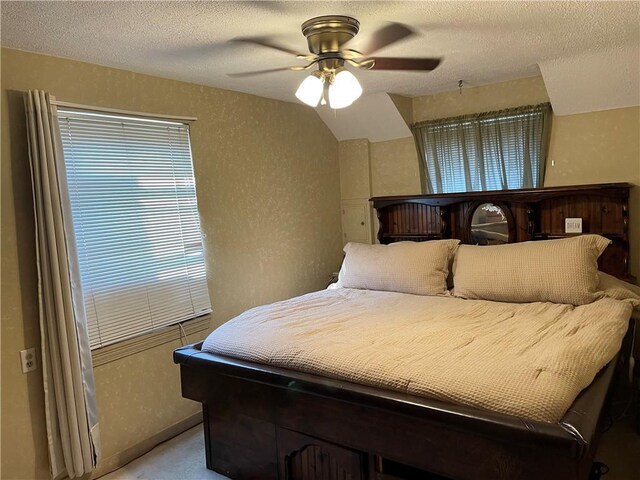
[50,100,197,123]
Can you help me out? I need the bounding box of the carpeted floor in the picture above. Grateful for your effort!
[101,415,639,480]
[99,426,226,480]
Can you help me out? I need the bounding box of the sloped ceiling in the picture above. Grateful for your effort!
[2,1,639,140]
[540,44,640,116]
[316,92,411,142]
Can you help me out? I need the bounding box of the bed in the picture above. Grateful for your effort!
[175,182,636,480]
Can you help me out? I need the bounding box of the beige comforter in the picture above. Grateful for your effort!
[202,284,638,423]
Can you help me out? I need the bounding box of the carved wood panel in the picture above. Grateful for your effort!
[277,428,365,480]
[536,195,626,235]
[377,202,443,241]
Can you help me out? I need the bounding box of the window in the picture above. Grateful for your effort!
[412,103,551,194]
[57,109,211,349]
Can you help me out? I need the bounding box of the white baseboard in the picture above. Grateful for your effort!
[92,412,202,479]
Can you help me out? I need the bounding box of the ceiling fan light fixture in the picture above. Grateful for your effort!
[229,16,442,108]
[295,72,324,107]
[328,68,362,109]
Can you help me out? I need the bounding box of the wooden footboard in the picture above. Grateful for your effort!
[174,318,634,480]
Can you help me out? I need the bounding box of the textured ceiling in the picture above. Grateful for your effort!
[2,1,639,105]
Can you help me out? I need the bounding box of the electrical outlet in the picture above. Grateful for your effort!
[20,348,37,373]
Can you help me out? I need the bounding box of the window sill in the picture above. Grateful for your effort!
[91,314,212,367]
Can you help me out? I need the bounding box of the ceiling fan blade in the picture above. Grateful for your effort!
[349,22,416,56]
[230,36,305,56]
[227,67,299,78]
[367,57,441,71]
[228,60,317,78]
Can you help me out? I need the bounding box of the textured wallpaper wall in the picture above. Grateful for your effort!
[412,76,550,122]
[339,139,371,200]
[370,138,422,197]
[1,48,342,479]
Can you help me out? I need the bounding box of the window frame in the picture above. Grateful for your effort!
[56,106,212,354]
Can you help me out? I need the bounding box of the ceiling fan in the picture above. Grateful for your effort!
[229,15,441,109]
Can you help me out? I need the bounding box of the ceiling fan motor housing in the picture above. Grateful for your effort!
[301,15,360,55]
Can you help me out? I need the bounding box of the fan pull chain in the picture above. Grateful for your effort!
[459,80,464,95]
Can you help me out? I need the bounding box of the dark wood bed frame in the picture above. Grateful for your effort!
[175,182,635,480]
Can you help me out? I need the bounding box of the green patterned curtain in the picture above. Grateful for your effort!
[412,103,551,194]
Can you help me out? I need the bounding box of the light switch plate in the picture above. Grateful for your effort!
[565,218,583,233]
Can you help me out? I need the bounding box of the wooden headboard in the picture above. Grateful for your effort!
[372,183,632,281]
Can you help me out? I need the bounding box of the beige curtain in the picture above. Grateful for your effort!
[25,90,100,479]
[412,103,551,194]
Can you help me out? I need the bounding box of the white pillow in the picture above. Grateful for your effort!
[453,235,611,305]
[338,240,460,296]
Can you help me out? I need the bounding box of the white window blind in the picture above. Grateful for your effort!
[57,109,211,349]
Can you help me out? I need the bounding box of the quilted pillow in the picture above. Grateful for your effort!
[338,240,460,296]
[453,235,611,305]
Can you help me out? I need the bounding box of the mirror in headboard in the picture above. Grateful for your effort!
[470,203,510,245]
[371,183,633,281]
